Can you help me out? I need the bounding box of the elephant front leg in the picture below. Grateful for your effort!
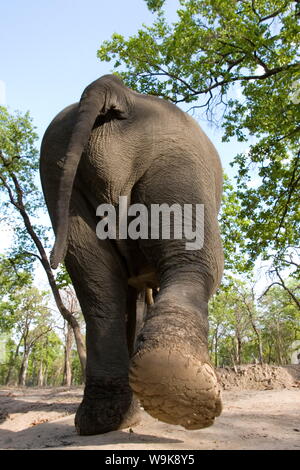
[65,211,140,435]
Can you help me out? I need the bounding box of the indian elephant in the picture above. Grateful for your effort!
[40,74,224,435]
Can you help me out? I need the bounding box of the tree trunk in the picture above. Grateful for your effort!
[214,330,219,368]
[249,317,264,364]
[39,257,86,378]
[18,349,30,386]
[31,358,37,386]
[63,322,73,386]
[37,357,44,387]
[230,351,237,372]
[252,327,263,364]
[44,362,49,385]
[71,321,86,379]
[257,335,264,365]
[231,338,238,371]
[5,174,87,378]
[5,366,13,386]
[236,335,242,365]
[238,339,241,365]
[5,358,15,386]
[5,336,22,385]
[267,340,273,364]
[276,320,283,365]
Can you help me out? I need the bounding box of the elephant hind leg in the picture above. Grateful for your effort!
[64,194,140,435]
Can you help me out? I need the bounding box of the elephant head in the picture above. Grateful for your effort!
[50,75,134,269]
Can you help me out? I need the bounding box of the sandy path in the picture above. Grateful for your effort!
[0,387,299,450]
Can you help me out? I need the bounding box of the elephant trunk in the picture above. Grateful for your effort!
[50,95,100,269]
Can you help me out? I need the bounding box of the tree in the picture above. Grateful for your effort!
[98,0,300,281]
[0,255,35,384]
[0,286,52,385]
[60,286,84,387]
[14,288,52,386]
[0,255,32,332]
[0,107,86,376]
[236,284,264,364]
[219,174,252,273]
[260,264,300,310]
[209,279,252,366]
[259,281,300,364]
[28,331,64,386]
[208,289,230,366]
[209,275,299,366]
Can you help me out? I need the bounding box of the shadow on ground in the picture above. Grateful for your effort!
[0,416,183,450]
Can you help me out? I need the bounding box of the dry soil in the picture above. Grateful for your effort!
[0,365,299,450]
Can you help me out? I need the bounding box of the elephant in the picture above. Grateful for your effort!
[40,74,224,435]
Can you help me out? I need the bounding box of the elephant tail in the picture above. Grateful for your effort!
[50,75,134,269]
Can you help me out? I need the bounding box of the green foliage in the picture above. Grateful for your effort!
[0,106,42,216]
[0,107,74,286]
[0,338,17,382]
[0,255,33,332]
[259,282,300,363]
[0,106,50,264]
[98,1,299,103]
[2,286,51,339]
[27,331,64,386]
[209,278,253,365]
[209,276,300,366]
[145,0,166,12]
[71,349,84,385]
[219,174,252,273]
[98,0,300,273]
[0,284,84,386]
[55,264,73,289]
[0,286,52,385]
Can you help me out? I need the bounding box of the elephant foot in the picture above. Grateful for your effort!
[129,301,222,430]
[75,376,141,435]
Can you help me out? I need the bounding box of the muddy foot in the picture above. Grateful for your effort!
[75,377,141,435]
[129,301,222,430]
[130,348,221,429]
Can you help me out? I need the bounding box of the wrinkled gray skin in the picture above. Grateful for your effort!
[40,75,224,435]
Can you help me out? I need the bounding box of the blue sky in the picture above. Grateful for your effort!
[0,0,158,133]
[0,0,249,175]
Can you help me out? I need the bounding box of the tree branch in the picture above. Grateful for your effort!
[258,2,289,23]
[28,326,53,349]
[274,267,300,310]
[260,274,300,310]
[259,281,285,299]
[23,251,42,263]
[0,174,20,209]
[274,150,300,241]
[175,63,300,103]
[1,167,85,332]
[251,0,260,19]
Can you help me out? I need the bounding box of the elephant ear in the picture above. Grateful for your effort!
[50,75,134,269]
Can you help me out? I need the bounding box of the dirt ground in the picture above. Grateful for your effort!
[0,365,299,450]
